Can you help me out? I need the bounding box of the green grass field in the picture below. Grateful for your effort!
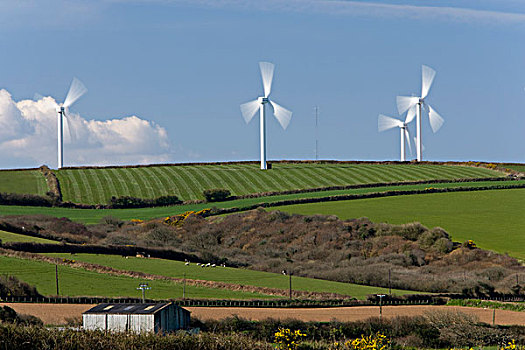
[56,163,502,204]
[42,253,416,299]
[0,180,519,225]
[269,188,525,260]
[0,255,269,300]
[0,230,58,244]
[0,170,47,195]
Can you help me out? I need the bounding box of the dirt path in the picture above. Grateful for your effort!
[0,303,95,325]
[188,305,525,325]
[2,303,524,326]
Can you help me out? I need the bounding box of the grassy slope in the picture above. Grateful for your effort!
[0,180,520,225]
[0,230,58,244]
[503,164,525,174]
[0,255,268,300]
[42,253,416,299]
[269,188,525,260]
[56,163,502,204]
[0,170,47,195]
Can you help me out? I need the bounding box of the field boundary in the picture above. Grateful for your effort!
[0,177,520,209]
[53,160,520,171]
[210,182,525,216]
[0,295,440,308]
[2,295,523,307]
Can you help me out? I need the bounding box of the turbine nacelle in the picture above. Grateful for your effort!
[56,77,87,169]
[377,113,413,161]
[396,65,444,161]
[240,62,293,170]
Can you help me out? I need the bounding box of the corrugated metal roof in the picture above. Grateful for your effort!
[83,303,173,315]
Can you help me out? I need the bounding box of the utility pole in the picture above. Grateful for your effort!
[183,273,186,299]
[388,269,392,295]
[55,265,59,295]
[314,106,319,161]
[377,294,386,322]
[137,283,151,303]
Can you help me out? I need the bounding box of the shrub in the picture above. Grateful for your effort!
[333,332,388,350]
[109,196,146,208]
[152,195,181,206]
[274,327,306,350]
[203,188,231,202]
[0,275,41,297]
[108,195,181,209]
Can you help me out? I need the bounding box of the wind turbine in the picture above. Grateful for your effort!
[56,77,87,169]
[240,62,292,170]
[378,113,413,161]
[396,65,444,161]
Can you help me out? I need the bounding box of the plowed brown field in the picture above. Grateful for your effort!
[1,303,524,326]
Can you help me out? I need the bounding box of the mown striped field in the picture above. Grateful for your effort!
[0,169,48,195]
[56,163,503,204]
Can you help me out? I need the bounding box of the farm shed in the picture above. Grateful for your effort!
[82,302,190,333]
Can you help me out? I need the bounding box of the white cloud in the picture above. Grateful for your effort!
[0,89,171,168]
[134,0,525,25]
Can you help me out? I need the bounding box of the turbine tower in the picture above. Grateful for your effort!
[396,65,444,161]
[56,78,87,169]
[240,62,292,170]
[378,113,413,161]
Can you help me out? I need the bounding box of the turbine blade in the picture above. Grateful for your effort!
[259,62,274,98]
[270,100,292,130]
[405,128,413,157]
[62,113,74,144]
[396,96,418,115]
[378,114,403,132]
[63,77,87,108]
[414,136,426,152]
[421,65,436,99]
[240,99,260,124]
[426,104,444,133]
[405,105,416,124]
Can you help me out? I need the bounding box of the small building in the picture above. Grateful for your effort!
[82,303,190,333]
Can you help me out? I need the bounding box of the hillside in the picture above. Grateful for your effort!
[271,188,525,260]
[1,179,522,224]
[1,210,521,296]
[54,162,504,204]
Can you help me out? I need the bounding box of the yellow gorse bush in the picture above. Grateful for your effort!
[164,209,211,227]
[332,332,388,350]
[500,340,525,350]
[446,340,523,350]
[274,327,306,350]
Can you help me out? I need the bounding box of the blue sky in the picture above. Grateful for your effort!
[0,0,524,168]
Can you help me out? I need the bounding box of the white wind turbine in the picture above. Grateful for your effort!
[396,65,444,161]
[56,78,87,169]
[240,62,292,170]
[378,113,413,161]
